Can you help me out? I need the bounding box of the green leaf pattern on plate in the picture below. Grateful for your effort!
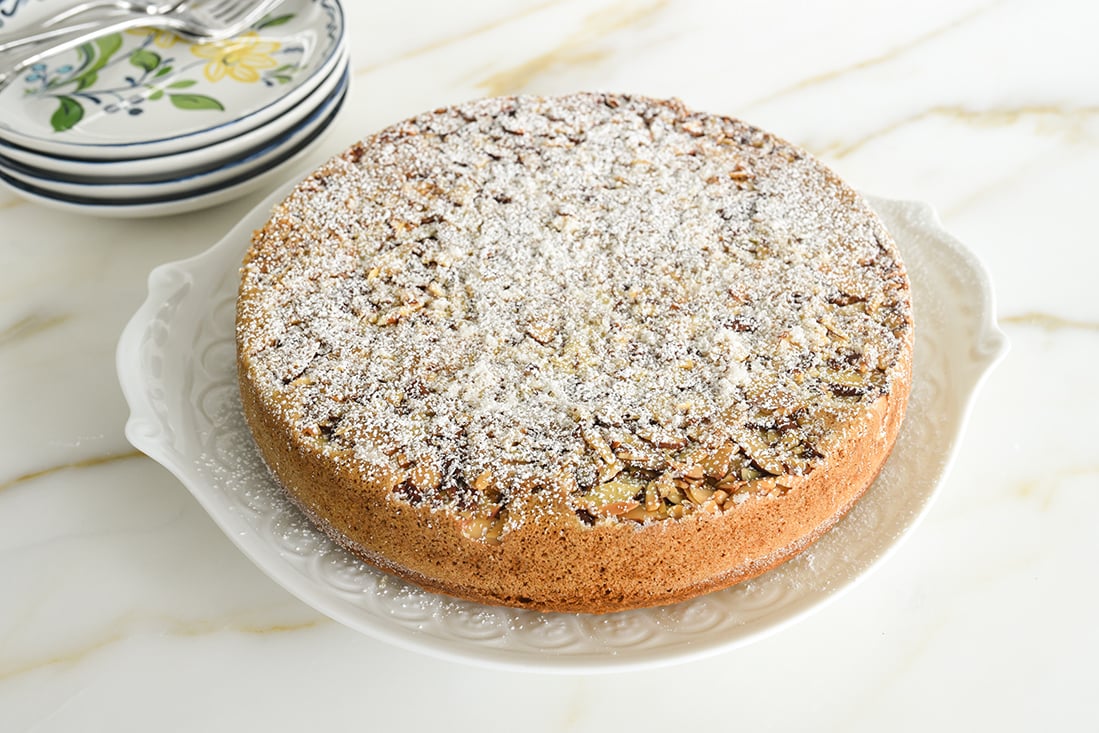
[254,14,294,29]
[129,48,161,73]
[49,95,83,132]
[168,93,224,111]
[22,12,299,134]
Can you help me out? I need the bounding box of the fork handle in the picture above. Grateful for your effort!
[0,18,118,54]
[43,1,187,28]
[0,14,158,91]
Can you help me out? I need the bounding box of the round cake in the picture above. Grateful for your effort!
[236,93,913,614]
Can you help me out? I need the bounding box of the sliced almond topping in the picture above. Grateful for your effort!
[716,474,743,492]
[615,447,665,471]
[681,119,704,136]
[644,483,662,512]
[685,484,713,505]
[525,322,556,344]
[554,469,579,495]
[740,466,765,482]
[587,475,642,508]
[649,472,677,497]
[751,477,778,494]
[636,426,687,450]
[410,457,442,493]
[624,504,667,522]
[602,500,641,517]
[703,441,738,479]
[243,95,912,539]
[821,317,848,341]
[612,433,665,470]
[699,498,722,515]
[597,459,624,484]
[583,429,616,465]
[472,469,493,492]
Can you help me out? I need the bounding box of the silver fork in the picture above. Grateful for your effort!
[0,2,188,53]
[0,0,284,89]
[43,0,184,26]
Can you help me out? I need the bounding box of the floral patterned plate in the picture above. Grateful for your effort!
[0,0,345,159]
[0,47,348,182]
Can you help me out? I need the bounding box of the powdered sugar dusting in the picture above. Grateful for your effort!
[236,93,911,531]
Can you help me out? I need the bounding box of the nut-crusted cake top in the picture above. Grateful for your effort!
[237,93,912,536]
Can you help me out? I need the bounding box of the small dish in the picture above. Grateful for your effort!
[117,190,1006,672]
[0,0,345,159]
[0,69,348,198]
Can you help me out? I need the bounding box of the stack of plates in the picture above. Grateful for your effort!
[0,0,348,217]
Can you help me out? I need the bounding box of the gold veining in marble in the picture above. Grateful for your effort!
[171,617,326,638]
[822,105,1099,160]
[355,0,564,76]
[0,450,144,494]
[0,634,126,682]
[0,312,71,348]
[478,0,668,96]
[744,3,1002,110]
[1001,311,1099,333]
[0,618,326,681]
[1015,465,1098,511]
[1014,478,1048,508]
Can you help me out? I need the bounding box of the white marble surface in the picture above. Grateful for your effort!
[1,0,1096,730]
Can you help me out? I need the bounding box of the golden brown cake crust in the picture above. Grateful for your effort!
[236,93,914,614]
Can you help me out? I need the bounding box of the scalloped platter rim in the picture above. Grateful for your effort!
[116,185,1007,673]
